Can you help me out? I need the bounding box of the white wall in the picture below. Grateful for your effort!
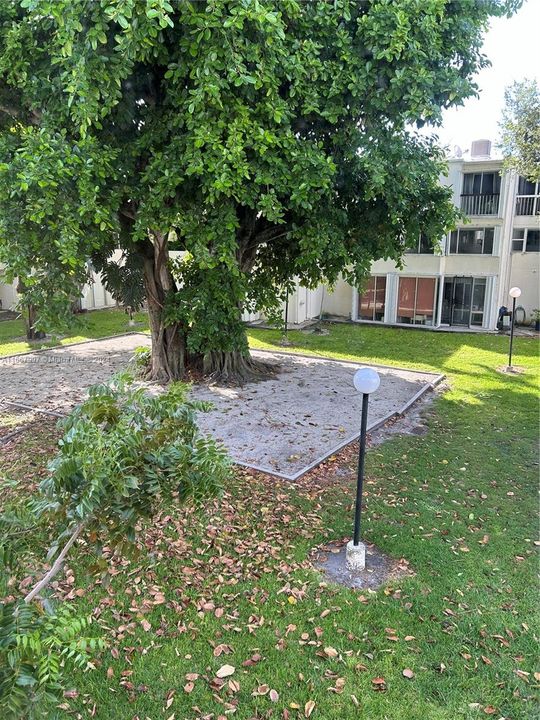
[322,277,352,318]
[79,269,116,310]
[508,253,540,320]
[0,279,17,310]
[0,270,115,312]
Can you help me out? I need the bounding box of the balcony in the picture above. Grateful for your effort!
[460,194,500,216]
[515,195,540,216]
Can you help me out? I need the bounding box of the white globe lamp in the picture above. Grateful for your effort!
[353,367,381,395]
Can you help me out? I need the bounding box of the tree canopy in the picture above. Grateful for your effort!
[0,0,520,381]
[499,78,540,183]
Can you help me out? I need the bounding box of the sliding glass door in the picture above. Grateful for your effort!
[442,277,486,327]
[452,277,473,325]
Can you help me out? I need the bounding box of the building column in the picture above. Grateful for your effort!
[384,274,398,324]
[496,171,518,310]
[351,285,358,322]
[485,275,497,329]
[436,275,445,327]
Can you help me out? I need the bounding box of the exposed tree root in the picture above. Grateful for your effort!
[142,364,180,384]
[201,350,278,386]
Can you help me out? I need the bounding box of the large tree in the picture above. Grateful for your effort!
[0,0,519,382]
[499,78,540,183]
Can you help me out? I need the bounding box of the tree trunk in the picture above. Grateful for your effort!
[25,303,46,341]
[196,245,278,385]
[16,279,46,340]
[142,232,185,382]
[200,300,277,385]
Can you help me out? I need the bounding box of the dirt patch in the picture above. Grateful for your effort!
[495,365,526,375]
[311,540,414,591]
[189,351,442,478]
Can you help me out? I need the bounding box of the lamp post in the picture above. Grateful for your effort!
[508,286,521,371]
[346,367,380,572]
[280,287,292,347]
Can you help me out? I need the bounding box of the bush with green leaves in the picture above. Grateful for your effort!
[0,374,231,718]
[34,374,230,565]
[130,345,152,375]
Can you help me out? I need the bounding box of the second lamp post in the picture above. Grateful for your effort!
[346,367,380,572]
[507,286,521,371]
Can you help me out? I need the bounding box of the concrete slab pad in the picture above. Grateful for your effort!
[0,334,442,479]
[312,541,414,591]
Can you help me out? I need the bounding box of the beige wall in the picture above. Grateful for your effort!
[508,253,540,320]
[0,270,115,312]
[443,255,500,276]
[371,255,443,276]
[0,280,17,310]
[322,277,352,318]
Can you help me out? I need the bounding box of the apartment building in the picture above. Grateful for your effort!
[276,140,539,331]
[352,141,539,330]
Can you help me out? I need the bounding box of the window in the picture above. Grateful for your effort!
[397,277,437,326]
[449,227,494,254]
[358,276,386,321]
[442,277,486,327]
[406,233,436,255]
[511,228,525,252]
[518,177,537,195]
[516,177,540,215]
[461,172,501,215]
[511,228,540,252]
[462,172,501,195]
[471,278,487,326]
[526,229,540,252]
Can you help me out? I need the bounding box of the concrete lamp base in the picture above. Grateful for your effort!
[346,540,366,572]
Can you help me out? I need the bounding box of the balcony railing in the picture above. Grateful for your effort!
[515,195,540,216]
[460,194,500,216]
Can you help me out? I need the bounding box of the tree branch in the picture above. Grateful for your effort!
[0,104,41,126]
[24,523,85,604]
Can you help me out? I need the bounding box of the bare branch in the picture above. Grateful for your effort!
[24,523,85,604]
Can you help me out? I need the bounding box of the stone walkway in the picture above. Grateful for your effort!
[0,334,442,479]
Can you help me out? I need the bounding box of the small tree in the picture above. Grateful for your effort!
[0,375,230,718]
[16,279,46,341]
[499,79,540,183]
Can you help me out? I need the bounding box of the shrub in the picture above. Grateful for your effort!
[34,373,230,564]
[0,374,231,718]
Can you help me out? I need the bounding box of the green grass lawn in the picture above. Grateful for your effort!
[1,321,539,719]
[0,308,149,357]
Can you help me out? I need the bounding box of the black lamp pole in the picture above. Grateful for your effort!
[508,296,516,370]
[284,287,289,339]
[353,393,369,546]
